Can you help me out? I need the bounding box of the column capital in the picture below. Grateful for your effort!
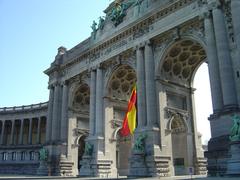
[134,43,145,51]
[200,9,212,20]
[60,80,69,86]
[144,40,153,47]
[208,0,222,10]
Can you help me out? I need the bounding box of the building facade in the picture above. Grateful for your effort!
[1,0,240,177]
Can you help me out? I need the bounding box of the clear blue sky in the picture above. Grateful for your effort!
[0,0,212,142]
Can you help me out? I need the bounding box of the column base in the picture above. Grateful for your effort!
[79,155,113,178]
[205,135,230,176]
[129,151,148,177]
[195,157,207,175]
[226,141,240,176]
[37,161,49,176]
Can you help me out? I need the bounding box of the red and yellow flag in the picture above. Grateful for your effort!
[120,85,137,136]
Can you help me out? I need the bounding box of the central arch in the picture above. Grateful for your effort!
[106,64,136,177]
[158,38,208,176]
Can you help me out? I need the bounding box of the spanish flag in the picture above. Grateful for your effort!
[120,85,137,136]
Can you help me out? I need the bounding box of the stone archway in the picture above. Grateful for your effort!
[78,135,86,170]
[106,64,136,177]
[158,38,208,176]
[69,82,90,176]
[170,114,188,176]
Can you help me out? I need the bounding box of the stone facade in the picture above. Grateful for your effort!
[1,0,240,178]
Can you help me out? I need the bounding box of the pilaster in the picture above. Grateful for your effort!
[51,83,61,142]
[46,86,54,143]
[95,67,104,137]
[0,120,5,145]
[28,118,33,144]
[60,81,69,143]
[10,120,15,145]
[19,119,24,144]
[136,45,146,128]
[211,0,238,109]
[89,69,96,136]
[203,11,224,112]
[144,41,157,127]
[37,118,41,144]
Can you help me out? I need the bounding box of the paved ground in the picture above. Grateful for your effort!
[0,175,240,180]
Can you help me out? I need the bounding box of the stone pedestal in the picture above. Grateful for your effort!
[79,155,93,176]
[79,155,113,178]
[129,151,148,177]
[146,156,170,177]
[37,161,49,176]
[195,157,207,175]
[227,141,240,176]
[92,159,113,178]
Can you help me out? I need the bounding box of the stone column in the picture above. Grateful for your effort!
[10,120,15,145]
[28,118,33,144]
[95,67,103,136]
[0,121,5,145]
[90,69,96,136]
[204,12,224,112]
[51,83,61,141]
[46,86,54,143]
[136,46,147,127]
[19,119,24,144]
[230,0,240,55]
[60,82,69,142]
[37,118,41,144]
[212,1,238,108]
[144,42,157,127]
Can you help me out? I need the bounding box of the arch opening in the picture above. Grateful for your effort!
[107,64,136,176]
[159,38,209,176]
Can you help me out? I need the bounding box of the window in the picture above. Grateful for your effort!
[2,152,8,161]
[174,158,184,166]
[30,151,35,160]
[21,151,26,161]
[12,152,17,161]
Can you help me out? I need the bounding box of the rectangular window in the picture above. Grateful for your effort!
[21,152,25,161]
[174,158,184,166]
[30,151,35,160]
[12,152,17,161]
[2,152,8,161]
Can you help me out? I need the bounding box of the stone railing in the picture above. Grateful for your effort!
[0,102,48,113]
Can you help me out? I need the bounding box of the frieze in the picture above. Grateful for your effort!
[61,0,196,71]
[56,0,201,85]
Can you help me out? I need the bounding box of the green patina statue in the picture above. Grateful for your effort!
[134,134,147,152]
[91,20,97,33]
[230,114,240,142]
[110,0,136,26]
[98,16,105,30]
[39,147,48,161]
[84,142,93,156]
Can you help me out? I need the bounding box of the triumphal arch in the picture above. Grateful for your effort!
[1,0,240,178]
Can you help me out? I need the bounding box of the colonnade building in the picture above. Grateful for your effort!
[1,0,240,178]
